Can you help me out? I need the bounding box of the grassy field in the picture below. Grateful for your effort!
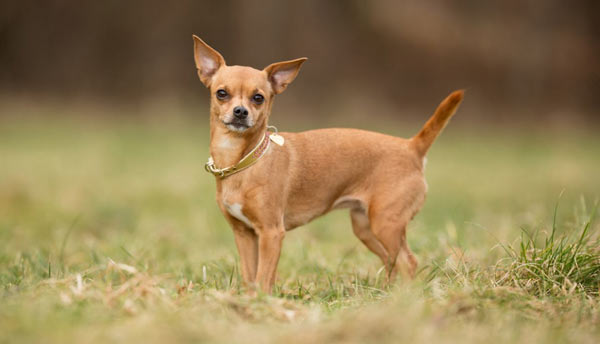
[1,105,599,343]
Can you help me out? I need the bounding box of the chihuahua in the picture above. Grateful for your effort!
[193,35,463,293]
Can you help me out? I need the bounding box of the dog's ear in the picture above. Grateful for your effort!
[264,58,307,95]
[193,35,225,87]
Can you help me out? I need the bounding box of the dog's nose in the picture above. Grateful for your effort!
[233,106,248,119]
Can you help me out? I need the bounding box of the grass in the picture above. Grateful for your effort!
[492,201,599,297]
[1,103,600,343]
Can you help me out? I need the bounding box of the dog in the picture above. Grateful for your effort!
[193,35,463,293]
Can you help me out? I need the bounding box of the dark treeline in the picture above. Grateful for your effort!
[0,0,598,121]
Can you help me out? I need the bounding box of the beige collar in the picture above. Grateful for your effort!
[205,126,284,179]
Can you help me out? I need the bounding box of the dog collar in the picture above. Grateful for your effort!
[205,126,284,179]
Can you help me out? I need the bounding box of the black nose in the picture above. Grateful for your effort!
[233,106,248,119]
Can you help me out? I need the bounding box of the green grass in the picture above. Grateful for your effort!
[1,104,600,343]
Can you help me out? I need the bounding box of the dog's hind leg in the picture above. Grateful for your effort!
[371,215,418,281]
[350,208,389,264]
[369,188,423,281]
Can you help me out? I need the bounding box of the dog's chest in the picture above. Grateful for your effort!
[223,201,253,227]
[218,185,254,227]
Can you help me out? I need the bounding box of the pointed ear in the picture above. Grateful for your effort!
[193,35,225,87]
[264,57,307,95]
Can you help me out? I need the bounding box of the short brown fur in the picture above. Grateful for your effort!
[193,35,464,293]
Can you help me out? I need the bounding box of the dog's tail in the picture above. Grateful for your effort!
[410,90,464,157]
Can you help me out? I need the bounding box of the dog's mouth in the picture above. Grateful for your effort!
[224,119,251,132]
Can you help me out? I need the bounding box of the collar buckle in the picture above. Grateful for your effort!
[205,157,226,177]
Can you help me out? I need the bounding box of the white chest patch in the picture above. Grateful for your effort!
[224,202,253,227]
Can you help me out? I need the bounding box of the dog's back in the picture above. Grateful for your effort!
[277,90,464,230]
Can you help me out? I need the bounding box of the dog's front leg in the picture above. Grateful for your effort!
[255,226,285,293]
[230,222,259,289]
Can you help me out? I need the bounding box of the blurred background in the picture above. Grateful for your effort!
[1,0,598,125]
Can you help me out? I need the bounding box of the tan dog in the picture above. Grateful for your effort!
[193,35,464,293]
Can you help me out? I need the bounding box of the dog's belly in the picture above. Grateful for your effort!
[283,210,318,230]
[283,195,364,230]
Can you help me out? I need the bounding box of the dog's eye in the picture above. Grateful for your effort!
[252,93,264,104]
[216,89,228,100]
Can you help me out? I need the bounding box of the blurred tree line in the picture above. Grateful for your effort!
[0,0,598,121]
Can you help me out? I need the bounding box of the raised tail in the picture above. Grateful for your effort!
[410,90,464,157]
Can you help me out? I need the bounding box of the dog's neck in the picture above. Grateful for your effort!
[209,117,267,169]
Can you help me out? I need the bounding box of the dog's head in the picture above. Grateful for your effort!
[193,35,306,134]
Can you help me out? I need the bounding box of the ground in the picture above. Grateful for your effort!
[1,104,599,343]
